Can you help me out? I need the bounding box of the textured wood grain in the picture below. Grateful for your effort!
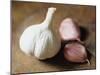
[11,1,96,74]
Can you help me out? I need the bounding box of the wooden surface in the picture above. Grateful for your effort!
[11,1,96,74]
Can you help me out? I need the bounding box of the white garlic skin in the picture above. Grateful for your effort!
[19,7,61,60]
[34,29,61,59]
[59,18,80,41]
[19,25,41,55]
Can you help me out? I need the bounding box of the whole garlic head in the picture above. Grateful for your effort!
[19,7,61,60]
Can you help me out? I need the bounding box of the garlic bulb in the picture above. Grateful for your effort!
[64,42,89,63]
[59,18,80,41]
[19,7,61,60]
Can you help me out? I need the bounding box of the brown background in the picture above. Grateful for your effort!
[12,1,96,74]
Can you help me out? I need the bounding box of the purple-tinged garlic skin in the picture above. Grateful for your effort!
[64,42,88,63]
[59,18,80,41]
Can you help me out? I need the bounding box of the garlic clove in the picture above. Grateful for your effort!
[64,42,89,63]
[59,18,80,41]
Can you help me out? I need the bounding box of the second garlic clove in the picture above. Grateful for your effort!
[64,42,88,63]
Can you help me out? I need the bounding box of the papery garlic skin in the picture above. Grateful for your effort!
[19,7,61,60]
[34,30,60,59]
[20,25,41,55]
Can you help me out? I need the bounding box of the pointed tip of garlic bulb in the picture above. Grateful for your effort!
[48,7,56,11]
[86,59,90,65]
